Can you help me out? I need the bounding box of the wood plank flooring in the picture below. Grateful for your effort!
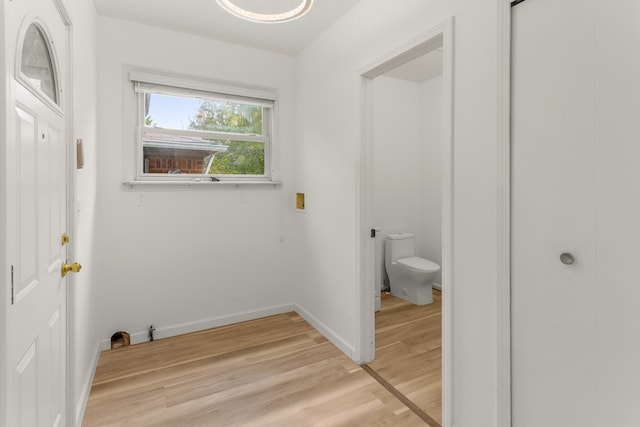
[82,312,431,426]
[367,291,442,425]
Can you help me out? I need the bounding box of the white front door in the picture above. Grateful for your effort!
[6,0,70,425]
[512,0,640,425]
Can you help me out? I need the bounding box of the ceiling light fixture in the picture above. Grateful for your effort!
[216,0,313,24]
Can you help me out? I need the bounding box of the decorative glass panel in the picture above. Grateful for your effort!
[21,24,58,104]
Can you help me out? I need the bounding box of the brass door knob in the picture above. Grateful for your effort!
[61,262,82,277]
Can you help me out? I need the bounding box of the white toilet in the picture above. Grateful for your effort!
[384,233,440,305]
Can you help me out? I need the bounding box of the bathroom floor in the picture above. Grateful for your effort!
[368,290,442,425]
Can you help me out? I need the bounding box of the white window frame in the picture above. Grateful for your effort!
[123,67,281,186]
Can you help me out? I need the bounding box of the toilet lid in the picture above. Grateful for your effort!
[397,257,441,273]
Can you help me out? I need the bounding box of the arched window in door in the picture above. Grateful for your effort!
[20,23,58,105]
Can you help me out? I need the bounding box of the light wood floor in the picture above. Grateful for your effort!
[83,296,440,427]
[368,290,442,425]
[82,312,432,426]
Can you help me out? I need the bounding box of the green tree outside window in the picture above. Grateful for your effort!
[189,100,265,175]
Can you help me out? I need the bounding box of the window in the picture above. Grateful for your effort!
[128,70,277,183]
[19,23,59,106]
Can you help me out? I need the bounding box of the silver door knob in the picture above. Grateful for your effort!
[560,253,575,265]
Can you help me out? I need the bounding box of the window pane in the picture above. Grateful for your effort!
[208,141,265,175]
[142,132,229,175]
[21,24,57,104]
[146,93,263,135]
[142,133,264,176]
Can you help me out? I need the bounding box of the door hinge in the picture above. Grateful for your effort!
[371,229,376,238]
[11,265,14,305]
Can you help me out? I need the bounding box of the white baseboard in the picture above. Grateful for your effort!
[94,304,354,361]
[99,304,296,351]
[294,304,355,359]
[433,282,442,291]
[75,341,101,426]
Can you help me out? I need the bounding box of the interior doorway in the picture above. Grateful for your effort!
[358,19,454,427]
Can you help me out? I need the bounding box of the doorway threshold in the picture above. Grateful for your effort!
[361,363,441,427]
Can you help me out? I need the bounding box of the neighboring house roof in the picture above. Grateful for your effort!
[142,132,229,155]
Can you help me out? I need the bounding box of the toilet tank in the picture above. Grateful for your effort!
[385,233,416,263]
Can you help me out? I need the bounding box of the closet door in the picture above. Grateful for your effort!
[512,0,597,425]
[512,0,640,426]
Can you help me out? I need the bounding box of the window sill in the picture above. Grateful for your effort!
[122,180,282,190]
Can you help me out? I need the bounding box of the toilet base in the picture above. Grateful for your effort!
[390,283,434,305]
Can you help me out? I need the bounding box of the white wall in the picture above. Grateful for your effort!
[293,0,503,425]
[419,75,443,286]
[595,1,640,422]
[450,2,502,425]
[93,17,296,345]
[65,0,100,424]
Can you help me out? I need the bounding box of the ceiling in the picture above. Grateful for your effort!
[383,49,443,83]
[93,0,362,55]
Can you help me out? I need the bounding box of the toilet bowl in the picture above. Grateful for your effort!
[384,233,440,305]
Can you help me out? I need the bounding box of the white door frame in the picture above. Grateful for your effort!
[53,0,79,425]
[356,18,455,426]
[0,2,8,424]
[497,1,512,426]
